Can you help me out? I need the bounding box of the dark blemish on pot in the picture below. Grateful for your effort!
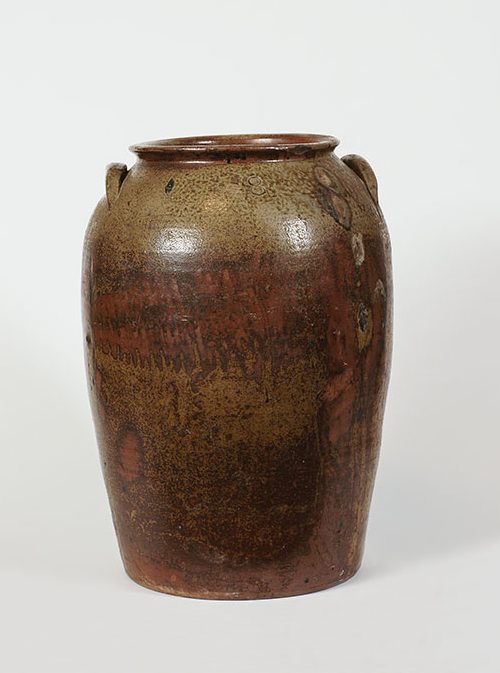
[165,178,175,194]
[294,144,311,155]
[358,304,369,332]
[85,334,91,345]
[304,578,309,583]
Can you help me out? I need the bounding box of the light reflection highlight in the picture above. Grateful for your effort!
[155,228,200,256]
[283,218,313,252]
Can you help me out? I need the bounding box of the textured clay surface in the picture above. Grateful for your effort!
[82,134,392,599]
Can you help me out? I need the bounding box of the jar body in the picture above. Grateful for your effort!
[82,139,392,598]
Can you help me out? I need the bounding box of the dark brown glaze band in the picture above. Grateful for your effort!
[82,133,392,599]
[131,133,339,164]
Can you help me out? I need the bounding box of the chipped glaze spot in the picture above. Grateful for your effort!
[351,233,365,267]
[356,302,373,350]
[313,166,332,187]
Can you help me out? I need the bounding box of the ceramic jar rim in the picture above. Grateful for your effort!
[130,134,339,162]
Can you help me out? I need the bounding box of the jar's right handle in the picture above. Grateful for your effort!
[341,154,379,208]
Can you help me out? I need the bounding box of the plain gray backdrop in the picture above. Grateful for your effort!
[1,0,499,671]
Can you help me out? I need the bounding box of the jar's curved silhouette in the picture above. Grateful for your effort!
[82,134,392,599]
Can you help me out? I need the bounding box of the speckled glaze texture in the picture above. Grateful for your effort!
[82,134,392,599]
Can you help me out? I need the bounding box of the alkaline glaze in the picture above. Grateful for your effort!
[82,134,392,599]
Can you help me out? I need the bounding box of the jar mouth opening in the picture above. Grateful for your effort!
[130,134,339,162]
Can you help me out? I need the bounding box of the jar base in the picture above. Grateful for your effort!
[123,563,361,600]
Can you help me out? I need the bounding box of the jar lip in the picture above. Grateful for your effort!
[130,133,339,160]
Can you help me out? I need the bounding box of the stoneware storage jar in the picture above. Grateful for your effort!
[82,134,392,599]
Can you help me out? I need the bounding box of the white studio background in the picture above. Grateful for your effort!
[1,1,499,671]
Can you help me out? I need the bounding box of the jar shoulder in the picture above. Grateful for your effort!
[83,155,389,274]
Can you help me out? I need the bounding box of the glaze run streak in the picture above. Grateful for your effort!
[82,134,392,599]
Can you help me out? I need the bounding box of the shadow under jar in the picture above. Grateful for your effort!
[82,134,392,599]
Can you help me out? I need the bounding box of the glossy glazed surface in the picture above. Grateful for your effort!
[82,134,392,599]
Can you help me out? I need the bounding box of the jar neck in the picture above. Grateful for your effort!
[130,134,339,165]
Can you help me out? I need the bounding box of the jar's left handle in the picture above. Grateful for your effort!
[105,163,128,208]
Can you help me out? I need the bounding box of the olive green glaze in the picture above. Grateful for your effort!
[82,134,392,599]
